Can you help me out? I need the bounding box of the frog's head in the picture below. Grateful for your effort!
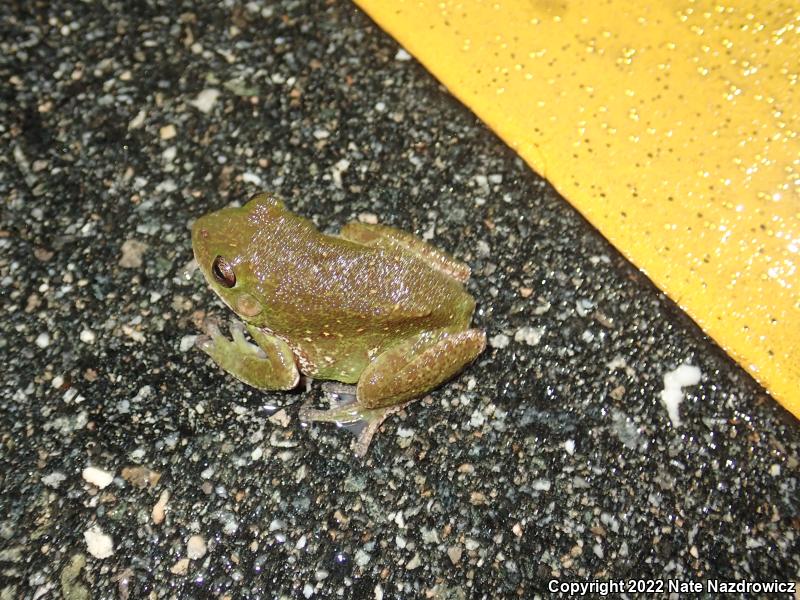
[191,192,288,322]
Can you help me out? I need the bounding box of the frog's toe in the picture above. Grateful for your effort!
[195,319,299,391]
[298,400,408,457]
[200,317,223,339]
[195,334,214,353]
[228,318,246,339]
[228,320,265,356]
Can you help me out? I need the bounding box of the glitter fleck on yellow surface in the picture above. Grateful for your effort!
[354,0,800,417]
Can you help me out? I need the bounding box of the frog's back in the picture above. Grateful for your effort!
[246,215,473,328]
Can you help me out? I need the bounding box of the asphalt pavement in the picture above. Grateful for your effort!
[2,1,798,597]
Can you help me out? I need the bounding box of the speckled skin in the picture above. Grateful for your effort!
[192,193,485,454]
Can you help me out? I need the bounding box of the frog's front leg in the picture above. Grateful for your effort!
[299,327,485,456]
[197,319,299,390]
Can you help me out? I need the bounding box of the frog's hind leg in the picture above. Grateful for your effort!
[339,221,471,283]
[358,328,486,408]
[300,328,485,456]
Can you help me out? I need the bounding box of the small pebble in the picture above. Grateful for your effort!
[84,526,114,559]
[190,88,221,113]
[242,172,263,186]
[159,124,177,140]
[42,472,67,488]
[152,490,170,525]
[80,329,96,344]
[660,364,702,427]
[187,535,207,560]
[119,239,148,269]
[489,333,510,349]
[514,326,544,346]
[358,212,379,224]
[128,110,146,129]
[170,558,189,575]
[268,409,291,427]
[82,466,114,489]
[180,335,198,352]
[35,332,51,348]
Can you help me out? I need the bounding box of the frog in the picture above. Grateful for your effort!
[191,192,486,456]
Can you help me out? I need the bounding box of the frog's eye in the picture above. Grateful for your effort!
[211,256,236,288]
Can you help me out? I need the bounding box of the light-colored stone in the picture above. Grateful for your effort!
[82,466,114,489]
[84,526,114,559]
[187,535,207,560]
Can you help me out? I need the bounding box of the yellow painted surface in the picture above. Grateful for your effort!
[354,0,800,417]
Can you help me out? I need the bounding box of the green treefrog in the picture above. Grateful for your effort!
[191,193,486,455]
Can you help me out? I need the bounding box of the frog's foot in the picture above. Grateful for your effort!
[196,319,299,390]
[298,398,410,457]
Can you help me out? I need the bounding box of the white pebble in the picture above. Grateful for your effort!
[531,478,551,491]
[514,326,544,346]
[82,466,114,489]
[84,526,114,559]
[79,329,96,344]
[162,146,177,162]
[563,439,575,455]
[469,409,485,428]
[35,332,51,348]
[489,333,510,349]
[659,364,702,427]
[395,48,411,61]
[331,158,350,188]
[42,472,67,488]
[179,335,198,352]
[187,535,207,560]
[242,172,263,186]
[128,110,146,130]
[190,88,221,113]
